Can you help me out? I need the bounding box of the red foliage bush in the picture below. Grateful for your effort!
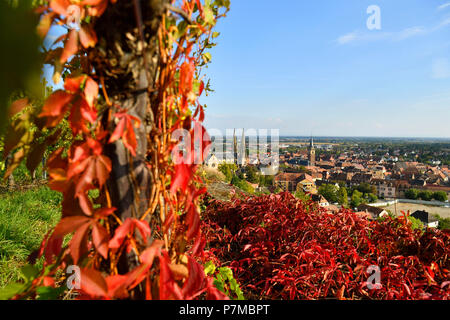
[201,192,450,300]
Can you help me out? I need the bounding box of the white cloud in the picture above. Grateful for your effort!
[336,16,450,45]
[432,58,450,79]
[336,32,358,45]
[335,27,425,45]
[396,26,427,40]
[335,31,391,44]
[438,2,450,10]
[438,17,450,27]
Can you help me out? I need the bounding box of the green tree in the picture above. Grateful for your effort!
[357,183,377,195]
[294,189,311,202]
[418,190,433,201]
[219,163,237,183]
[259,174,273,187]
[434,214,450,230]
[318,184,339,204]
[432,191,448,202]
[244,165,258,184]
[337,186,348,206]
[220,164,232,182]
[231,175,254,194]
[405,189,419,200]
[367,193,378,203]
[408,216,424,230]
[351,190,364,208]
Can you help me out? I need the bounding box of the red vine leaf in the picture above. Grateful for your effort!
[52,216,92,238]
[170,162,193,195]
[134,220,151,244]
[109,218,151,250]
[69,97,97,134]
[8,98,29,117]
[26,141,49,174]
[95,207,117,218]
[64,75,86,92]
[79,24,98,49]
[159,251,183,300]
[92,223,110,259]
[50,0,70,16]
[108,219,131,250]
[60,29,79,64]
[182,256,207,299]
[39,90,73,126]
[84,77,99,107]
[74,157,96,195]
[186,205,201,239]
[80,268,108,298]
[108,116,126,143]
[108,112,140,156]
[44,236,63,264]
[77,192,94,216]
[45,216,92,263]
[69,221,91,264]
[141,240,164,266]
[95,155,112,187]
[179,61,195,95]
[69,154,111,196]
[105,275,129,299]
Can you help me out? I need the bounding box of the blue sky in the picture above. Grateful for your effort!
[200,0,450,137]
[43,1,450,138]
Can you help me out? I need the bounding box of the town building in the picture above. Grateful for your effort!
[356,204,389,220]
[205,154,219,169]
[311,194,329,207]
[273,172,317,193]
[375,181,396,199]
[411,210,439,228]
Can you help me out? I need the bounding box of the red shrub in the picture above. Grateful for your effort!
[201,192,450,300]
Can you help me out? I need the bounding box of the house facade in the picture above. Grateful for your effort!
[356,204,389,220]
[274,172,317,193]
[377,182,396,199]
[411,210,439,228]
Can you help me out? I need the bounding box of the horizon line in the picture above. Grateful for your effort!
[209,134,450,139]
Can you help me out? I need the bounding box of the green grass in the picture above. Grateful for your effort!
[434,214,450,230]
[0,186,61,288]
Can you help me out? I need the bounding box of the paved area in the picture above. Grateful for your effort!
[382,202,450,218]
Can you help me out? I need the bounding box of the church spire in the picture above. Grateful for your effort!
[240,128,246,166]
[308,135,315,166]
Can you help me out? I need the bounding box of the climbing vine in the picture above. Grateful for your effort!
[2,0,230,300]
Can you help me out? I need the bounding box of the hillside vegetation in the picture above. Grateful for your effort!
[0,187,61,288]
[202,192,450,300]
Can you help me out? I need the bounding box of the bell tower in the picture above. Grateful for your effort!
[308,136,315,166]
[233,128,246,167]
[240,128,246,166]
